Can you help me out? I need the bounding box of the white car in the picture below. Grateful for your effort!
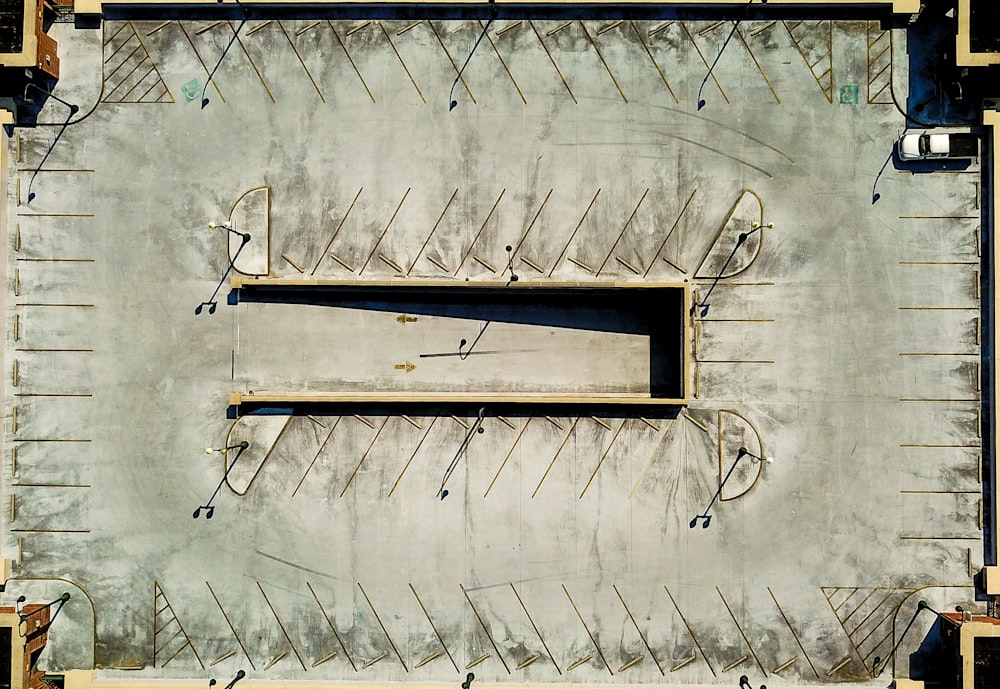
[898,131,979,160]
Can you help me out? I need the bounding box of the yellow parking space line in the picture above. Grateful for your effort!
[530,21,576,103]
[681,22,728,104]
[312,187,363,274]
[277,20,325,102]
[246,21,270,36]
[206,582,256,669]
[664,586,715,676]
[307,582,356,671]
[362,187,411,273]
[511,583,561,674]
[409,188,458,275]
[358,583,407,671]
[580,21,627,103]
[409,583,459,672]
[296,21,320,36]
[599,189,649,274]
[328,22,375,103]
[484,418,531,498]
[379,22,425,104]
[614,584,664,674]
[532,419,579,498]
[768,587,819,678]
[428,21,476,104]
[455,188,505,275]
[258,582,307,670]
[631,21,678,103]
[462,584,511,674]
[178,22,225,102]
[550,188,601,276]
[229,20,275,103]
[482,20,527,104]
[563,584,613,675]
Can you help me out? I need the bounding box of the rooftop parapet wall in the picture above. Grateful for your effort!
[73,0,922,16]
[958,0,1000,66]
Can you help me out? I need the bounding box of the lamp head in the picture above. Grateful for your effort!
[59,593,70,602]
[192,505,215,519]
[449,100,458,111]
[239,441,249,449]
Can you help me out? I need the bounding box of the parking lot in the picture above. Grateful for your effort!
[2,10,989,688]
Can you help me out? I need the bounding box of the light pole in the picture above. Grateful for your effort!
[448,0,498,110]
[694,221,773,317]
[17,593,71,674]
[17,593,71,641]
[194,441,250,518]
[201,0,251,108]
[208,221,250,242]
[196,222,251,315]
[209,670,246,689]
[22,80,80,204]
[871,149,893,204]
[504,245,519,283]
[438,409,486,499]
[458,322,492,360]
[739,675,766,689]
[689,446,771,528]
[871,600,961,677]
[696,0,768,110]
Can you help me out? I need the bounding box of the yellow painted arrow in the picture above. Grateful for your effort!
[394,361,416,373]
[396,315,417,324]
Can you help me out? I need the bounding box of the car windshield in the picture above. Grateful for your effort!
[919,135,930,155]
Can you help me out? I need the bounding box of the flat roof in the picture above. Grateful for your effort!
[0,5,996,689]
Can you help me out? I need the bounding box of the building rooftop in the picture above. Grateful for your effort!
[0,2,998,689]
